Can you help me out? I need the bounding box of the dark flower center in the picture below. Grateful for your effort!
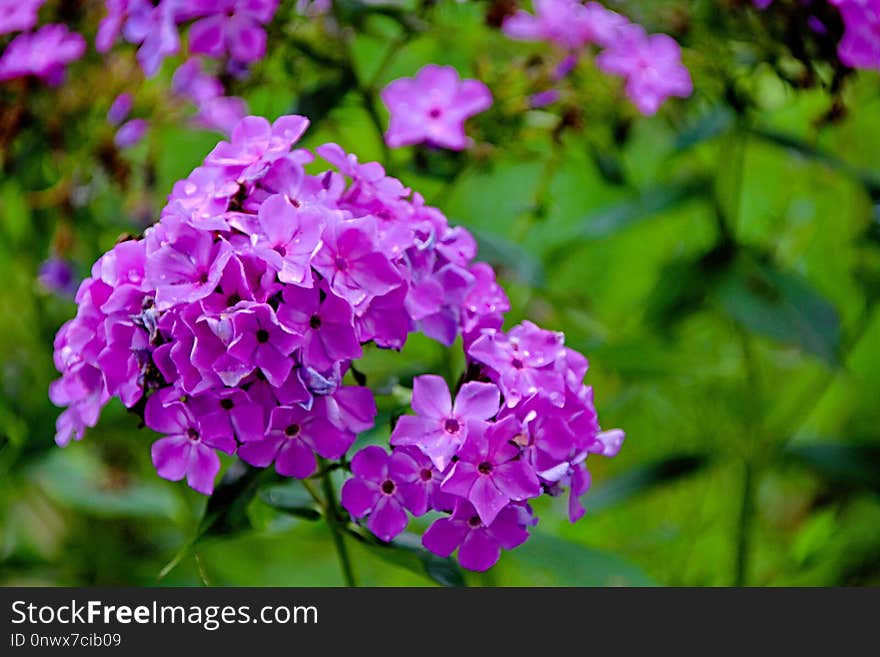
[285,424,301,437]
[334,256,348,271]
[187,428,200,441]
[468,515,482,528]
[511,358,524,370]
[227,293,241,306]
[381,480,396,495]
[309,314,322,330]
[275,245,287,257]
[419,469,433,482]
[428,107,442,119]
[256,329,270,343]
[220,398,234,411]
[444,418,460,434]
[198,271,209,284]
[478,461,493,475]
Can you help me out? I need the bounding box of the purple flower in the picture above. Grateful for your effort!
[190,388,266,444]
[38,257,78,297]
[381,64,492,150]
[145,391,235,495]
[595,24,693,116]
[422,500,532,571]
[276,285,362,371]
[311,216,402,307]
[195,95,249,135]
[390,375,500,471]
[205,114,309,181]
[114,119,149,149]
[248,193,323,286]
[122,0,181,76]
[226,302,302,387]
[441,416,541,525]
[237,404,355,478]
[831,0,880,71]
[467,321,567,408]
[188,0,278,64]
[396,446,457,514]
[0,24,85,86]
[0,0,44,35]
[341,445,421,542]
[108,93,134,125]
[503,0,625,50]
[145,223,233,310]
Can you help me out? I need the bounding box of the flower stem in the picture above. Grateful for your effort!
[733,460,753,587]
[320,461,357,587]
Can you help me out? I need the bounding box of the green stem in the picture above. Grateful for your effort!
[320,461,357,587]
[733,460,753,587]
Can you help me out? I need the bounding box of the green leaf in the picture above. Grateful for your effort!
[470,227,546,288]
[28,449,180,520]
[674,107,735,151]
[750,127,880,196]
[347,527,466,587]
[714,254,842,365]
[785,443,880,493]
[258,480,322,521]
[586,454,712,513]
[197,460,271,539]
[502,533,657,586]
[552,178,710,245]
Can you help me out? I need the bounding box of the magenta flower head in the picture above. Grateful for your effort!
[381,64,492,150]
[0,24,85,86]
[390,375,501,471]
[595,24,693,116]
[831,0,880,71]
[422,500,533,572]
[0,0,44,35]
[188,0,279,65]
[50,111,625,572]
[114,119,149,149]
[341,445,423,542]
[502,0,625,51]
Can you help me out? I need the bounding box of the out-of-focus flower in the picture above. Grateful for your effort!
[0,24,85,86]
[38,257,78,297]
[595,24,693,115]
[831,0,880,71]
[188,0,279,65]
[381,64,492,150]
[108,93,134,125]
[0,0,44,35]
[503,0,627,50]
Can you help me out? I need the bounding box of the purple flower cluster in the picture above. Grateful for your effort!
[95,1,278,137]
[50,113,518,497]
[502,0,692,116]
[0,3,85,86]
[342,321,624,571]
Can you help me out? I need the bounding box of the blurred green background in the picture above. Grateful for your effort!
[1,0,879,586]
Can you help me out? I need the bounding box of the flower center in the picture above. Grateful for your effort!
[198,271,209,284]
[227,293,241,306]
[284,424,301,438]
[468,515,482,528]
[419,468,433,482]
[186,428,200,441]
[381,480,396,495]
[256,329,270,343]
[428,107,442,119]
[444,418,460,434]
[220,398,234,411]
[275,245,287,257]
[511,358,524,370]
[478,461,493,475]
[334,256,348,271]
[309,314,322,329]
